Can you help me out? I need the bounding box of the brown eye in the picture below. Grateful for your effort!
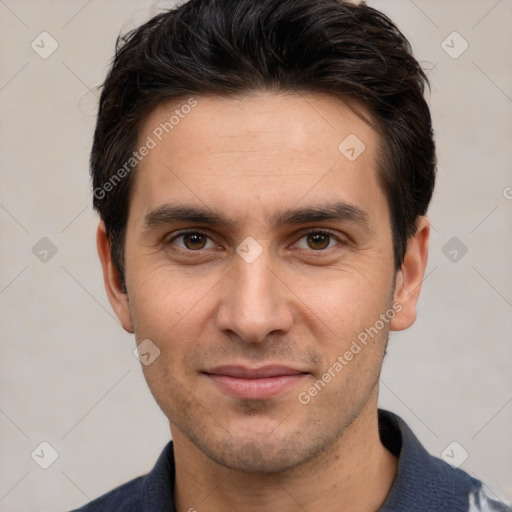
[306,232,331,250]
[293,230,343,253]
[182,232,207,250]
[168,231,215,251]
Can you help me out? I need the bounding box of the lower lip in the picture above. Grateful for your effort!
[205,374,307,400]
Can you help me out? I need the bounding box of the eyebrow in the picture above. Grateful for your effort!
[143,201,372,233]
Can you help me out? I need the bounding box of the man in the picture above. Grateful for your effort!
[73,0,510,510]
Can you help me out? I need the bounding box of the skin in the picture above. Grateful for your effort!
[97,91,430,512]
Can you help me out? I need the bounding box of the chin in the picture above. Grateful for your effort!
[186,418,338,474]
[206,437,316,474]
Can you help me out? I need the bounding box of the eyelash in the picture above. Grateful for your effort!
[165,229,344,255]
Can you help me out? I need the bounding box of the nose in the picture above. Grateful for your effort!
[215,247,294,344]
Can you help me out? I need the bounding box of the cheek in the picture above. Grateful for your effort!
[129,274,209,394]
[127,254,217,325]
[296,270,392,347]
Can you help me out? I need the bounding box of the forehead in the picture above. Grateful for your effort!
[129,92,386,230]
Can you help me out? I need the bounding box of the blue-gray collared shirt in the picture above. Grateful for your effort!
[70,409,511,511]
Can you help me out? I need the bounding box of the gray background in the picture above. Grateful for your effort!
[0,0,511,510]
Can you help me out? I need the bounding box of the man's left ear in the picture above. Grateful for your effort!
[390,216,430,331]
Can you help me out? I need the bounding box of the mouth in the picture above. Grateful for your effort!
[203,365,309,400]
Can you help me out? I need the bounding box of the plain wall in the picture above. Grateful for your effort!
[0,1,511,510]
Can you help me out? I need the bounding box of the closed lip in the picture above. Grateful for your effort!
[203,365,308,378]
[203,365,309,400]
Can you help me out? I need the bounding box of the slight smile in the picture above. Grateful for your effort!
[203,365,309,400]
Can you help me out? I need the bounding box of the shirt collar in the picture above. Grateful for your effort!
[138,409,481,511]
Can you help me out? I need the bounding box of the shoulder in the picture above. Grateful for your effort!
[468,487,512,512]
[378,409,511,512]
[69,475,145,512]
[68,441,175,512]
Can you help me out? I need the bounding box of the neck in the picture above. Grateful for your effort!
[172,403,397,512]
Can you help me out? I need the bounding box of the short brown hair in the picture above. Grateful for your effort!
[91,0,436,286]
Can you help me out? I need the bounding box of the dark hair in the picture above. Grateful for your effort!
[91,0,436,286]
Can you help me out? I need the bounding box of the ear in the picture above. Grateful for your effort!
[96,221,134,333]
[390,216,430,332]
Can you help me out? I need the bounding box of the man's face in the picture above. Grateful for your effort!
[111,92,415,472]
